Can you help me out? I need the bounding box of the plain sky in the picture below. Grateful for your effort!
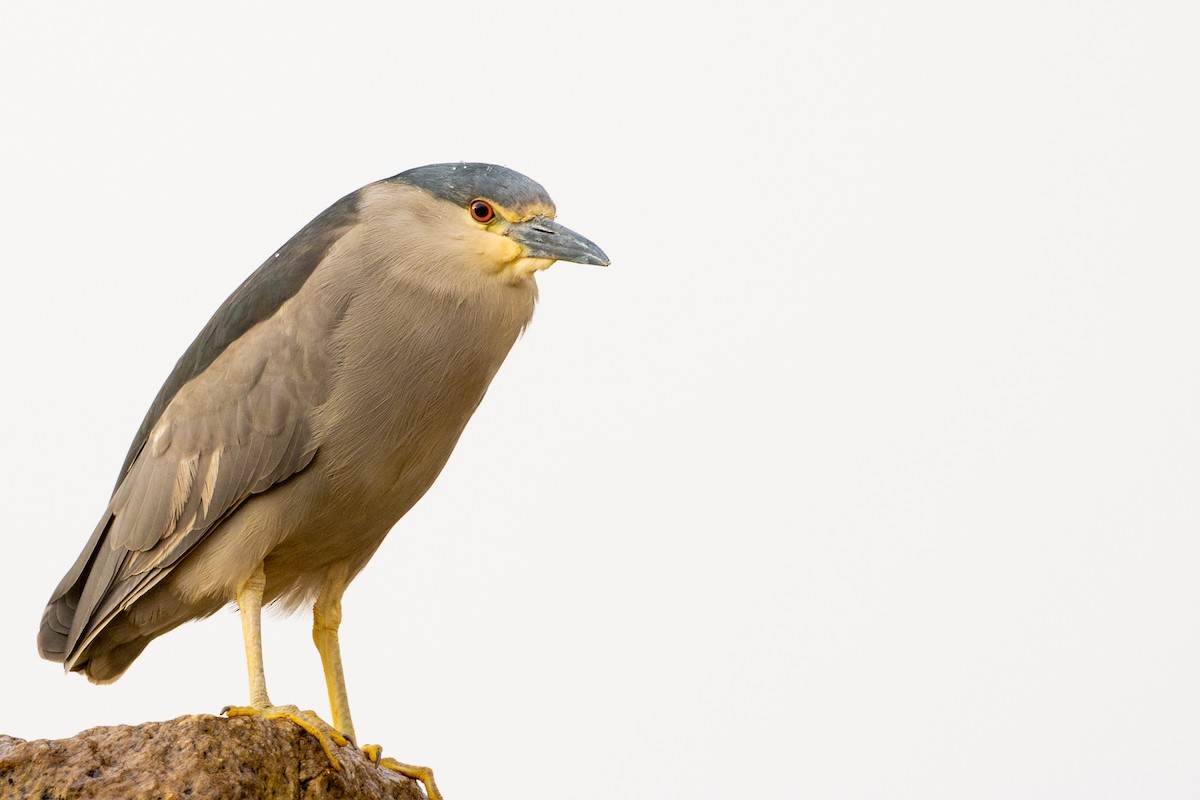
[2,3,1199,799]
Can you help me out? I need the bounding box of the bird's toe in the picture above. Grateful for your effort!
[368,745,443,800]
[222,703,351,770]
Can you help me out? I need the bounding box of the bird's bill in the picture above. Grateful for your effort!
[507,217,610,266]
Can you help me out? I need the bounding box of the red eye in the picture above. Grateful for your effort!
[469,199,495,223]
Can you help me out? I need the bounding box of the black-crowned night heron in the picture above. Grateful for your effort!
[37,163,608,799]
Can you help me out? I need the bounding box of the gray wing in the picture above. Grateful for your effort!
[38,191,360,668]
[116,189,360,487]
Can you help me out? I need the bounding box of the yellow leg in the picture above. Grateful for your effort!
[238,562,271,706]
[223,561,349,770]
[313,567,356,742]
[312,568,442,799]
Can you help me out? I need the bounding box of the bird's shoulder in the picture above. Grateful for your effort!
[115,189,362,485]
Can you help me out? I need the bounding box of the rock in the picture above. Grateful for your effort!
[0,714,425,799]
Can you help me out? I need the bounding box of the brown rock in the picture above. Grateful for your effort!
[0,714,424,799]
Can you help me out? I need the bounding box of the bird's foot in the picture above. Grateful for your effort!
[363,743,443,800]
[222,703,351,771]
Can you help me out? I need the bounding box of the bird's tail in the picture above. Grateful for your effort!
[40,507,227,684]
[37,595,76,664]
[41,594,154,684]
[37,513,124,679]
[37,516,109,664]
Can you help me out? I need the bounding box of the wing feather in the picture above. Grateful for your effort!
[37,192,360,669]
[58,290,335,667]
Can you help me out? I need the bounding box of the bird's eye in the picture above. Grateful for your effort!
[469,199,495,223]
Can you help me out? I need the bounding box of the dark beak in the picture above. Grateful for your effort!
[507,216,610,266]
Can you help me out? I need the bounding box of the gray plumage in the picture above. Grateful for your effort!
[38,163,608,687]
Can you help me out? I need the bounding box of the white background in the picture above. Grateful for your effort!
[2,3,1198,798]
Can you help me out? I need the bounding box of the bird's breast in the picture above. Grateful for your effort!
[309,270,535,514]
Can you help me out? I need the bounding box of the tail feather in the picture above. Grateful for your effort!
[40,505,226,681]
[37,597,75,663]
[38,512,126,670]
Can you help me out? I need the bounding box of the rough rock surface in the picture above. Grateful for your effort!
[0,713,424,799]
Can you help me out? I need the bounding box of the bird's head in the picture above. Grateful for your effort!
[390,163,610,283]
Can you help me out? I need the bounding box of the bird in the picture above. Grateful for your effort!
[37,163,608,798]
